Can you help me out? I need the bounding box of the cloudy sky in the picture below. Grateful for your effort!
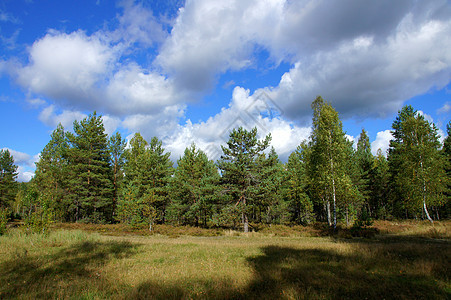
[0,0,450,182]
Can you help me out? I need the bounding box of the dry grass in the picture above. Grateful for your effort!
[0,221,449,299]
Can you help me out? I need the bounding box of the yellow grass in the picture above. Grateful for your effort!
[0,221,449,299]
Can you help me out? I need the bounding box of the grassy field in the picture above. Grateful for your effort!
[0,221,449,299]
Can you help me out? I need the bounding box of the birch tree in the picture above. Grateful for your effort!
[388,106,447,222]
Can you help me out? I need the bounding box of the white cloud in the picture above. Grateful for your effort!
[122,104,185,143]
[437,101,451,114]
[104,64,184,115]
[38,105,87,129]
[112,0,167,47]
[2,148,31,166]
[1,148,38,182]
[371,130,393,156]
[157,0,451,122]
[164,87,310,162]
[17,30,116,108]
[270,17,451,121]
[417,110,434,123]
[17,166,34,182]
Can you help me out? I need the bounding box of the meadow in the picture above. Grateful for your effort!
[0,221,449,299]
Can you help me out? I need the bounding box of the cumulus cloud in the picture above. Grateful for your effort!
[38,105,87,129]
[112,0,168,47]
[270,16,451,121]
[164,87,311,162]
[1,148,38,182]
[371,130,393,156]
[437,101,451,114]
[158,0,451,122]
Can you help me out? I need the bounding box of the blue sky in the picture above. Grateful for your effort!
[0,0,450,182]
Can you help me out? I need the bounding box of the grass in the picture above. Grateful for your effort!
[0,221,449,299]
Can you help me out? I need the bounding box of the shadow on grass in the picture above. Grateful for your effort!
[0,240,140,299]
[130,240,449,300]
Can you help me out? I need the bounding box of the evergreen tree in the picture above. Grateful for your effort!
[282,143,313,224]
[34,124,70,221]
[254,147,285,224]
[65,112,114,223]
[217,127,271,232]
[369,149,390,219]
[108,132,126,216]
[168,143,220,226]
[351,129,373,221]
[120,134,173,228]
[388,106,447,222]
[442,121,451,218]
[0,149,18,209]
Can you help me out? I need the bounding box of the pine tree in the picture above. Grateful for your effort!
[34,124,70,221]
[168,143,220,226]
[0,149,18,209]
[65,112,114,223]
[282,143,313,224]
[217,127,271,232]
[388,106,447,222]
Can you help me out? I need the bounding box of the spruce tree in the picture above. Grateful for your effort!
[283,143,313,224]
[255,147,285,224]
[217,127,271,232]
[352,129,373,220]
[65,112,114,222]
[0,149,18,208]
[108,132,126,215]
[120,134,173,228]
[369,149,390,219]
[168,143,220,226]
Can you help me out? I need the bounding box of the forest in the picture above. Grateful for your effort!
[0,96,450,234]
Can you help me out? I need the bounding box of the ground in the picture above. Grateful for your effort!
[0,221,449,299]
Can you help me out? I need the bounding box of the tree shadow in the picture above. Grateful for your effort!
[0,240,140,299]
[243,245,448,299]
[130,239,449,299]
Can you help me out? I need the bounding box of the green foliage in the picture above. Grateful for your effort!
[307,96,360,228]
[0,149,18,209]
[108,132,126,213]
[168,143,220,226]
[121,133,173,228]
[217,127,271,232]
[65,112,114,223]
[21,185,53,234]
[0,207,9,235]
[254,147,286,224]
[369,149,391,219]
[388,106,447,221]
[34,123,70,221]
[282,144,314,225]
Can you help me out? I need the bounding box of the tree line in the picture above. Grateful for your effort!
[0,97,449,233]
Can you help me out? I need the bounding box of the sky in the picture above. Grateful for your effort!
[0,0,450,182]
